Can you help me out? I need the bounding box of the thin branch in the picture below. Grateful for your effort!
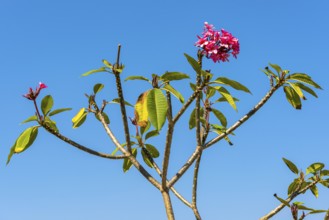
[41,123,126,160]
[113,44,132,153]
[259,180,320,220]
[96,111,162,190]
[168,145,202,188]
[169,83,282,188]
[205,82,282,148]
[162,91,174,188]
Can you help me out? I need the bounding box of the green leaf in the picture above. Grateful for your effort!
[21,115,38,124]
[296,204,314,211]
[284,86,302,109]
[214,86,237,111]
[211,108,227,127]
[145,130,159,140]
[212,77,251,94]
[49,108,72,116]
[140,121,151,135]
[310,185,319,198]
[294,83,318,98]
[288,73,322,89]
[261,68,279,81]
[95,112,110,124]
[211,125,233,146]
[41,95,54,116]
[14,126,39,153]
[308,210,328,214]
[269,63,282,74]
[93,83,104,94]
[123,148,137,172]
[287,82,306,100]
[147,88,168,131]
[162,84,185,103]
[160,72,190,81]
[6,144,16,165]
[288,179,300,195]
[189,108,204,130]
[145,144,160,158]
[274,194,290,207]
[306,162,325,175]
[319,179,329,187]
[102,59,113,68]
[125,75,151,83]
[134,91,149,127]
[320,170,329,177]
[82,67,107,77]
[206,86,216,99]
[44,117,59,132]
[282,158,299,174]
[72,108,87,128]
[184,53,201,74]
[141,148,153,168]
[110,98,134,107]
[215,96,239,103]
[189,82,197,91]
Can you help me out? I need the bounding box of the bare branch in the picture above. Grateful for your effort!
[42,123,126,160]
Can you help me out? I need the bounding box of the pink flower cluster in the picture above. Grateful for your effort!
[23,82,47,100]
[195,22,240,63]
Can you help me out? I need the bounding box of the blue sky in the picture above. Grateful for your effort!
[1,1,329,219]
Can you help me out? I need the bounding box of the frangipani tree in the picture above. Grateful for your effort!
[6,22,328,220]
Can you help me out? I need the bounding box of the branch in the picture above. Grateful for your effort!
[259,180,320,220]
[113,44,132,152]
[162,91,174,188]
[205,82,282,149]
[169,83,282,188]
[42,123,126,160]
[96,111,162,190]
[192,152,202,220]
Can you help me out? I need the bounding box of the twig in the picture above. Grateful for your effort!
[259,180,320,220]
[205,83,281,149]
[113,44,132,152]
[41,123,126,159]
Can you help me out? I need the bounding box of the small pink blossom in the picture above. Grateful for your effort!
[195,22,240,63]
[23,82,47,100]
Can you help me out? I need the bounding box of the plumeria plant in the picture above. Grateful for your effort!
[6,22,328,220]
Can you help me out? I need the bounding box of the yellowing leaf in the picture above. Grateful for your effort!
[134,91,149,127]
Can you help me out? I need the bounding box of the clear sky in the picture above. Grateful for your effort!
[1,1,329,220]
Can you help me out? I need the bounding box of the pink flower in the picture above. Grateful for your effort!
[195,22,240,63]
[23,82,47,100]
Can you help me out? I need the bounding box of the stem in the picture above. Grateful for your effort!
[41,123,126,159]
[260,180,320,220]
[162,190,175,220]
[113,45,132,152]
[33,99,42,120]
[96,111,162,190]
